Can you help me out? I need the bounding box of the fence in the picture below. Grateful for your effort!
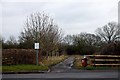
[86,55,120,67]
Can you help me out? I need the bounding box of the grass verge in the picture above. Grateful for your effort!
[73,55,83,69]
[78,66,119,70]
[2,55,68,72]
[2,65,49,72]
[41,55,68,67]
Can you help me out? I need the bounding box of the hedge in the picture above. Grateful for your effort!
[2,49,40,65]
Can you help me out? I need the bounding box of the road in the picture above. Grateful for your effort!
[50,56,79,73]
[2,71,119,80]
[2,56,120,80]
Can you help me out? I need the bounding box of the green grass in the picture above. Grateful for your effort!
[2,65,49,72]
[78,66,120,70]
[0,66,2,72]
[2,55,68,72]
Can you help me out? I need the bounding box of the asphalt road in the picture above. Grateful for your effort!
[2,56,120,80]
[2,71,119,80]
[50,56,80,73]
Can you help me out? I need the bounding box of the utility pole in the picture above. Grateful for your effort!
[35,27,39,65]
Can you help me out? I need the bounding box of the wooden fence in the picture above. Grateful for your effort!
[86,55,120,67]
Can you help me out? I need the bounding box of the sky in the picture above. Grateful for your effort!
[0,0,119,40]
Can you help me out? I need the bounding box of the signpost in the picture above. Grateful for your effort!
[35,43,39,49]
[34,43,39,65]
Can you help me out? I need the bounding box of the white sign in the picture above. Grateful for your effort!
[34,43,39,49]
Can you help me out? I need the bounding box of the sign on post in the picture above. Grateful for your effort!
[34,43,39,49]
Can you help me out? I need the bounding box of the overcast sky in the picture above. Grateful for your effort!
[1,0,119,40]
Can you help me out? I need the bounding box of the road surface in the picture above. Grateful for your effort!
[2,56,120,80]
[2,71,119,80]
[50,56,80,73]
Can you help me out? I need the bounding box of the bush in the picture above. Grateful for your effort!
[2,49,38,65]
[101,42,120,55]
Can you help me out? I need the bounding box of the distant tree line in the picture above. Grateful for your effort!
[1,12,120,55]
[63,33,102,55]
[63,22,120,55]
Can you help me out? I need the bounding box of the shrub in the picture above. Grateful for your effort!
[2,49,38,65]
[101,42,120,55]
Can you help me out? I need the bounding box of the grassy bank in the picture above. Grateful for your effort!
[2,65,49,72]
[41,55,68,67]
[73,55,83,69]
[0,66,2,72]
[77,66,119,70]
[2,55,68,72]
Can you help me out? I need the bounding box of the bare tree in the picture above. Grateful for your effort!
[19,12,63,58]
[80,33,101,47]
[63,33,101,55]
[0,35,2,49]
[72,33,101,47]
[6,36,17,45]
[1,35,19,49]
[96,22,120,43]
[64,35,74,45]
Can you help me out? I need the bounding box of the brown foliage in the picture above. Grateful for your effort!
[2,49,38,65]
[101,42,120,55]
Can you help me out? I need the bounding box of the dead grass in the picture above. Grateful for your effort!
[73,55,83,69]
[40,55,68,67]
